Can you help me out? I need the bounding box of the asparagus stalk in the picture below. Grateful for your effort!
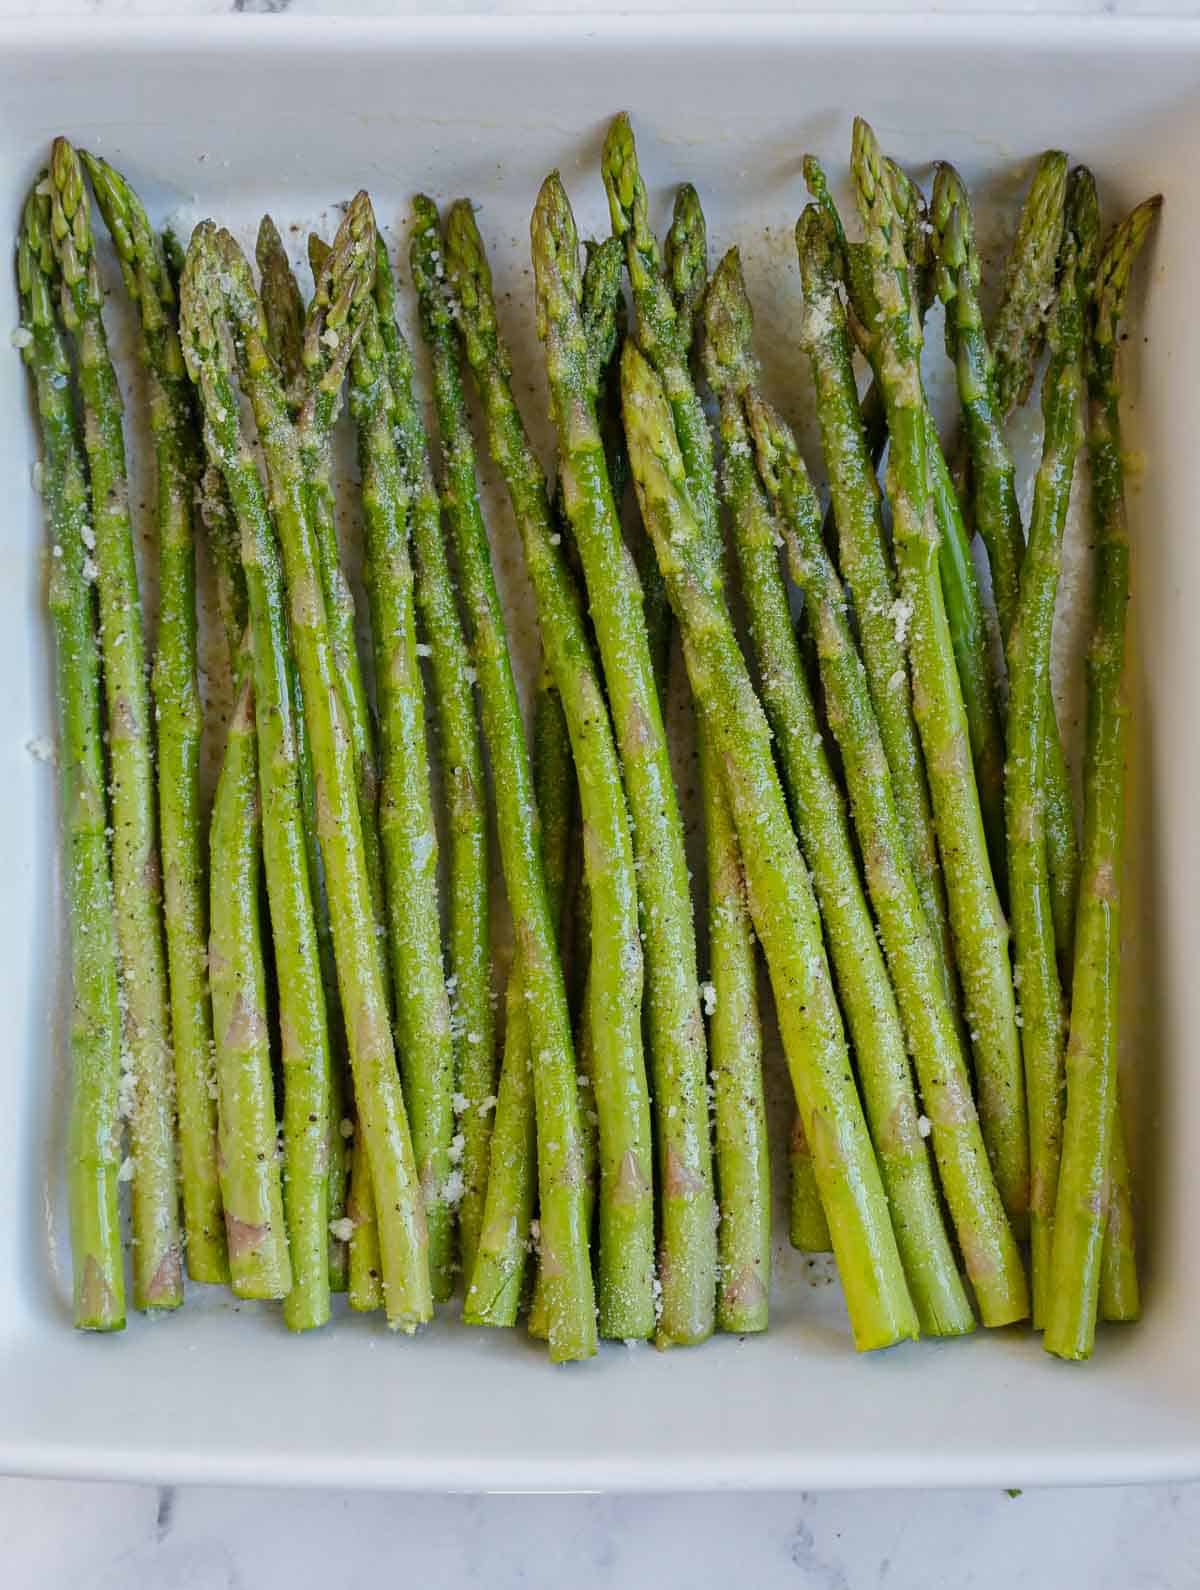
[347,264,459,1303]
[182,230,340,1330]
[789,1118,831,1253]
[705,253,977,1333]
[655,180,770,1334]
[1007,172,1094,1328]
[622,339,918,1351]
[254,216,351,1293]
[440,193,651,1345]
[47,139,181,1311]
[524,671,595,1342]
[1100,1099,1139,1322]
[794,197,959,1020]
[79,154,227,1287]
[207,658,292,1298]
[375,232,494,1288]
[992,151,1072,422]
[183,203,431,1330]
[984,152,1081,971]
[19,185,126,1329]
[418,201,597,1360]
[302,234,388,955]
[1046,192,1159,1358]
[845,120,1029,1236]
[931,162,1081,983]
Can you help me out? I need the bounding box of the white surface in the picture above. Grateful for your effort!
[3,0,1199,1582]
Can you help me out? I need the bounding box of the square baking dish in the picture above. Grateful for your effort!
[0,13,1195,1489]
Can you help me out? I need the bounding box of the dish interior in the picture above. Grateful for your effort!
[0,20,1195,1487]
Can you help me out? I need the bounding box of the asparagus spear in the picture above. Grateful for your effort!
[696,702,771,1335]
[208,657,292,1298]
[661,184,770,1335]
[374,233,494,1288]
[844,120,1029,1236]
[417,201,597,1360]
[964,154,1082,963]
[789,1119,831,1253]
[1006,172,1095,1328]
[47,139,181,1311]
[439,194,651,1346]
[182,229,340,1330]
[19,185,125,1329]
[992,151,1072,421]
[183,203,432,1330]
[254,216,351,1294]
[345,263,459,1302]
[1046,192,1159,1358]
[705,254,977,1334]
[523,671,596,1342]
[1100,1098,1139,1323]
[298,238,385,922]
[931,162,1081,983]
[794,197,959,1020]
[622,339,917,1351]
[257,215,308,410]
[79,153,227,1287]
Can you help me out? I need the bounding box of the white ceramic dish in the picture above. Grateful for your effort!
[0,13,1194,1489]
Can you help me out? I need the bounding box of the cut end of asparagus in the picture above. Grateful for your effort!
[700,246,757,400]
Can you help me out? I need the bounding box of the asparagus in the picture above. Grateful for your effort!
[931,162,1081,982]
[208,659,292,1298]
[301,234,387,952]
[661,184,770,1335]
[929,432,1010,889]
[78,154,227,1287]
[622,339,917,1351]
[706,253,977,1334]
[789,1118,831,1253]
[440,193,652,1345]
[184,203,432,1331]
[524,672,595,1342]
[375,231,494,1287]
[183,230,341,1330]
[1046,192,1159,1358]
[47,139,181,1311]
[696,703,771,1335]
[420,201,597,1360]
[1006,172,1093,1328]
[347,263,459,1302]
[257,215,308,411]
[255,216,351,1293]
[986,153,1080,971]
[844,120,1029,1235]
[19,186,125,1329]
[1100,1100,1139,1323]
[992,151,1072,421]
[607,127,773,1345]
[794,197,958,1019]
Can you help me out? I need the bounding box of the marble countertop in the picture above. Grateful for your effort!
[4,3,1199,1585]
